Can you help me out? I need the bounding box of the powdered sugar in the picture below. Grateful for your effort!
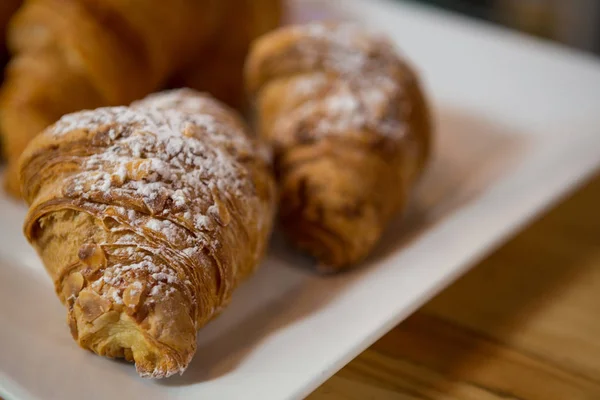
[114,164,127,183]
[111,289,123,305]
[53,90,257,235]
[90,250,191,310]
[290,73,329,98]
[195,214,210,229]
[326,89,360,114]
[149,285,162,297]
[48,90,269,315]
[260,23,414,141]
[145,219,162,231]
[171,190,187,208]
[151,272,178,284]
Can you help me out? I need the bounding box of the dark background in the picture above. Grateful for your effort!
[412,0,600,54]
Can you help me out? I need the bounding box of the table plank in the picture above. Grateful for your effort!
[311,174,600,400]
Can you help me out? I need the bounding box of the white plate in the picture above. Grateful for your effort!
[2,0,600,399]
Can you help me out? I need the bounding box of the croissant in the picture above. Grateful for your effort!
[0,0,226,197]
[246,23,432,269]
[19,89,276,378]
[174,0,283,109]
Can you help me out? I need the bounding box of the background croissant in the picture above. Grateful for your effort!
[173,0,284,110]
[20,89,276,378]
[0,0,282,197]
[246,23,432,269]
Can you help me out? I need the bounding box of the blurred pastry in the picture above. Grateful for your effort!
[173,0,283,110]
[19,89,276,378]
[246,23,432,269]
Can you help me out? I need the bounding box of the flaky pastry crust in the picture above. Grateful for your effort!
[246,23,432,269]
[20,89,276,378]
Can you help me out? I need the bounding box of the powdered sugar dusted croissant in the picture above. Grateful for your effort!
[246,23,432,269]
[20,89,276,378]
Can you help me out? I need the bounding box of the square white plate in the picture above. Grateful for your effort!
[2,0,600,399]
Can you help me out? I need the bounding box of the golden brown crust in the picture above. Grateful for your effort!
[20,89,276,378]
[246,23,432,269]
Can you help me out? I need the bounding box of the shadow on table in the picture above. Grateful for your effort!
[372,105,528,262]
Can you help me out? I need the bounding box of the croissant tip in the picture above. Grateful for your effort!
[134,343,193,379]
[70,303,193,379]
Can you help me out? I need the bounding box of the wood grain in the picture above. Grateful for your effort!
[310,173,600,400]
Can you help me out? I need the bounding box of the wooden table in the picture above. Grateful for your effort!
[309,173,600,400]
